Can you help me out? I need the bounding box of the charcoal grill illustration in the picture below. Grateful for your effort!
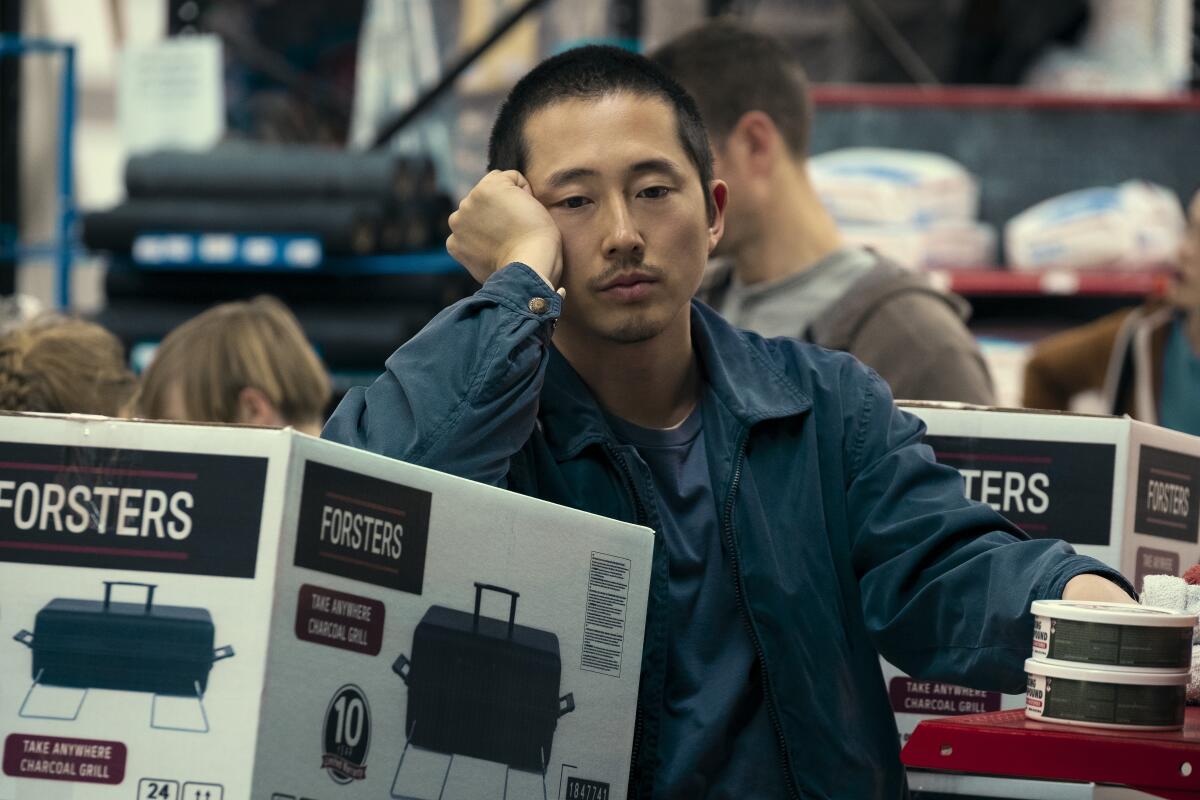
[12,581,234,732]
[390,583,575,800]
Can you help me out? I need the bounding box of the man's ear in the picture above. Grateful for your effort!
[237,387,286,427]
[707,180,728,254]
[730,110,782,174]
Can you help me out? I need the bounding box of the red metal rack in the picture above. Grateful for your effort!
[811,85,1200,112]
[927,269,1175,299]
[903,708,1200,799]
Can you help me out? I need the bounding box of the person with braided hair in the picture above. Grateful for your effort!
[0,316,136,416]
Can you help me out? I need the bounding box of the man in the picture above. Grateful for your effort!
[652,20,995,405]
[324,46,1133,799]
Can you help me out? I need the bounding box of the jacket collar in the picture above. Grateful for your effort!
[539,300,812,461]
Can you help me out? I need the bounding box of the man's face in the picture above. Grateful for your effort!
[522,93,725,344]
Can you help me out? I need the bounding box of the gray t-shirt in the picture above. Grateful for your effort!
[702,247,996,404]
[717,247,876,339]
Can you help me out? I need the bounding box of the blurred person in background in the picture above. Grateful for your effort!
[652,19,995,404]
[137,295,331,435]
[1024,191,1200,434]
[0,315,136,416]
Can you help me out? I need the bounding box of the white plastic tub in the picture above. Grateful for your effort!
[1031,599,1196,672]
[1024,657,1187,730]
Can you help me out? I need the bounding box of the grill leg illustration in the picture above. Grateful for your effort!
[150,680,210,734]
[392,721,549,800]
[147,644,232,733]
[502,747,549,800]
[17,667,88,721]
[391,722,454,800]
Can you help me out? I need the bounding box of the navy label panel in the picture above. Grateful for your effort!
[925,435,1115,546]
[294,460,431,595]
[0,442,266,578]
[1134,446,1200,543]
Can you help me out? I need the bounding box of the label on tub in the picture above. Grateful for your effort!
[1032,614,1193,670]
[1026,672,1185,728]
[888,677,1001,715]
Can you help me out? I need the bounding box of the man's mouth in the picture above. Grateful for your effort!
[598,271,659,301]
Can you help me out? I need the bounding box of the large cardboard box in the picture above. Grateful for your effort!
[902,403,1200,591]
[0,413,652,800]
[888,403,1200,797]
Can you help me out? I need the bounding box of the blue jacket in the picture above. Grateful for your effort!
[325,264,1128,799]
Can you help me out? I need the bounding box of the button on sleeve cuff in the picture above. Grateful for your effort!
[478,262,564,321]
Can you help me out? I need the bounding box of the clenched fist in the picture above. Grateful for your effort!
[446,170,563,291]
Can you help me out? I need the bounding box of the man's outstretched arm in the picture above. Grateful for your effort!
[843,368,1134,692]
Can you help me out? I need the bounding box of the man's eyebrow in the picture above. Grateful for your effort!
[543,159,687,189]
[629,158,685,179]
[545,167,600,189]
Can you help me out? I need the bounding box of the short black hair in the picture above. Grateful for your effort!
[488,45,715,221]
[652,19,813,158]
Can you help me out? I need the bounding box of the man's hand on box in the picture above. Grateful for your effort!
[447,170,564,293]
[1062,573,1137,604]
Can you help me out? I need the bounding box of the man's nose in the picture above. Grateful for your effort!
[602,199,644,260]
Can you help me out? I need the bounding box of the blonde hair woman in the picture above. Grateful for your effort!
[0,316,136,416]
[137,296,331,435]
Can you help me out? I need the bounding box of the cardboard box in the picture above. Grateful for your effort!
[0,413,652,800]
[901,402,1200,587]
[887,402,1200,797]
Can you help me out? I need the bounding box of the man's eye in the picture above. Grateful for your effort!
[561,196,591,209]
[638,186,670,199]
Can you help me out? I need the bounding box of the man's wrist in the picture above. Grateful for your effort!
[497,234,562,291]
[1062,572,1138,603]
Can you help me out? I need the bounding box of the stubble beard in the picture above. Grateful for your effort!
[559,300,666,346]
[603,315,663,344]
[588,260,674,344]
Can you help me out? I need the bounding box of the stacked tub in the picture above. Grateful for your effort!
[1025,600,1196,730]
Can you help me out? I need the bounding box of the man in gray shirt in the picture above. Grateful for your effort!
[653,20,995,404]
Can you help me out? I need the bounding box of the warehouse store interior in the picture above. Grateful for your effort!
[3,1,1200,799]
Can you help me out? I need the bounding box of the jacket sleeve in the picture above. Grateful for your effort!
[321,263,561,486]
[844,368,1133,692]
[1022,308,1131,411]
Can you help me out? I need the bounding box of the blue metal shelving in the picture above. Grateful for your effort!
[0,35,76,309]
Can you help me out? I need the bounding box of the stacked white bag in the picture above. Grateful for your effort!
[1005,181,1187,270]
[808,147,997,269]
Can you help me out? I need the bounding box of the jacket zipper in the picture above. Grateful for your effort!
[722,432,802,800]
[604,444,651,800]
